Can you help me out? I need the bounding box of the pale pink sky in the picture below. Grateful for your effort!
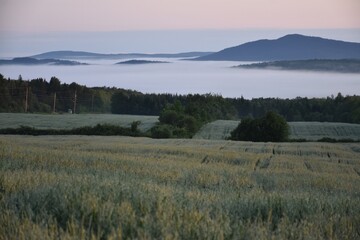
[0,0,359,31]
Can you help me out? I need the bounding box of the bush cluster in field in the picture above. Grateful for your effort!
[151,102,200,138]
[1,136,359,239]
[0,122,142,137]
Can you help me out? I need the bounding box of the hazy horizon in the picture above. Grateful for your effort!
[1,28,360,58]
[1,0,359,99]
[1,0,359,58]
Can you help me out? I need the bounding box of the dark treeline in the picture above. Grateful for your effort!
[230,95,360,123]
[0,74,114,113]
[112,91,360,124]
[1,74,360,124]
[111,91,236,121]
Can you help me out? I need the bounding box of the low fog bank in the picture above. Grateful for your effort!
[0,60,359,99]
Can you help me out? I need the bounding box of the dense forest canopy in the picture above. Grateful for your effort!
[1,74,359,124]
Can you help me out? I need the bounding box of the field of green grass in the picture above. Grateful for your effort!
[289,122,360,141]
[1,135,359,239]
[194,120,360,141]
[0,113,158,132]
[193,120,239,140]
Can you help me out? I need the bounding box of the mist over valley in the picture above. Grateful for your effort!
[1,58,359,99]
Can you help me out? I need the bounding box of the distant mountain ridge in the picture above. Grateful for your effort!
[195,34,360,61]
[236,59,360,73]
[31,51,213,60]
[0,57,87,66]
[116,60,169,65]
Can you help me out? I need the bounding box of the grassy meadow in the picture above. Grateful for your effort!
[1,135,360,239]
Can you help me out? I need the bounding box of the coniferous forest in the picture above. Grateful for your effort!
[1,74,359,124]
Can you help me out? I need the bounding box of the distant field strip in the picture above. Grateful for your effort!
[0,113,158,131]
[1,114,360,141]
[194,120,360,141]
[289,122,360,140]
[0,135,359,239]
[193,120,239,140]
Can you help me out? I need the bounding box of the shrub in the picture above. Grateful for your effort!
[131,121,141,133]
[158,106,201,138]
[179,115,199,133]
[0,124,142,137]
[150,125,173,139]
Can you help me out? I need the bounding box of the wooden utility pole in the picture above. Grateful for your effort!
[91,94,94,112]
[24,84,29,113]
[73,90,77,114]
[53,92,56,113]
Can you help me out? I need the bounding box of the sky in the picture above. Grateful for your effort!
[1,0,359,31]
[0,0,359,56]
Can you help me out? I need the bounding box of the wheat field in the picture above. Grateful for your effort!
[1,135,359,239]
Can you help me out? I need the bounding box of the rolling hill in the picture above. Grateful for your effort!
[195,34,360,61]
[116,60,169,65]
[31,51,213,60]
[0,57,87,66]
[235,59,360,73]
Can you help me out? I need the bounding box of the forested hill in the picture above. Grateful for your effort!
[0,57,87,66]
[236,59,360,73]
[195,34,360,61]
[30,51,213,60]
[116,60,169,65]
[1,74,360,123]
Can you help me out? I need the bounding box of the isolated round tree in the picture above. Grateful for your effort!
[231,111,289,142]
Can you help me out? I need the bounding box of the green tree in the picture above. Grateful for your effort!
[231,111,289,142]
[159,110,180,125]
[261,111,290,142]
[49,77,61,93]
